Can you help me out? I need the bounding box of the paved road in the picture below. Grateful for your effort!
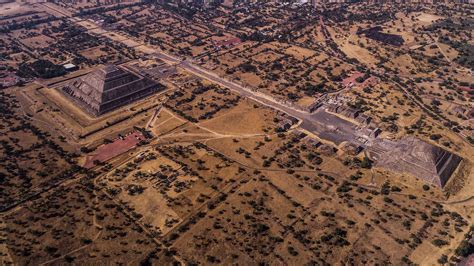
[150,47,361,146]
[178,60,360,144]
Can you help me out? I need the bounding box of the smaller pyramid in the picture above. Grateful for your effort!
[368,137,462,188]
[62,65,161,116]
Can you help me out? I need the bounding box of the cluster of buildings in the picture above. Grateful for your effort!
[327,103,373,125]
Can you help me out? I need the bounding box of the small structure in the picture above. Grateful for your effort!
[0,73,20,88]
[277,119,293,131]
[453,106,474,119]
[327,103,373,125]
[341,107,359,119]
[468,109,474,119]
[458,86,473,93]
[326,103,341,113]
[342,72,364,88]
[358,127,373,139]
[63,63,78,72]
[360,76,379,88]
[293,130,307,140]
[343,142,364,156]
[307,101,323,113]
[318,144,337,156]
[303,136,322,148]
[214,37,241,49]
[370,128,382,138]
[355,113,372,125]
[276,113,299,132]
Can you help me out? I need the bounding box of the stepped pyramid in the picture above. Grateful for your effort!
[368,137,462,188]
[62,65,161,116]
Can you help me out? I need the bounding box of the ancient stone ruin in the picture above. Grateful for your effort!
[368,137,462,188]
[62,65,161,116]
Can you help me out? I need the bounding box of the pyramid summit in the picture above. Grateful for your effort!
[62,65,162,116]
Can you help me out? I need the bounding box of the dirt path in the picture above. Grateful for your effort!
[146,105,162,129]
[435,39,452,63]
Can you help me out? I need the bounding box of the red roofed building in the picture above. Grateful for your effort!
[83,131,145,168]
[214,37,241,49]
[0,73,20,88]
[459,86,473,93]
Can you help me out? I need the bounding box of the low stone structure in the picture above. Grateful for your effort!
[318,144,338,156]
[62,65,162,116]
[302,136,322,148]
[355,113,372,125]
[276,113,299,132]
[369,128,382,138]
[342,142,364,155]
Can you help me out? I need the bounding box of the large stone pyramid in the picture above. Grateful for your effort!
[368,137,462,188]
[62,65,160,116]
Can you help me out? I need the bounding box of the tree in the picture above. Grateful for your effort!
[361,156,372,169]
[437,255,448,264]
[432,239,448,247]
[455,240,474,257]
